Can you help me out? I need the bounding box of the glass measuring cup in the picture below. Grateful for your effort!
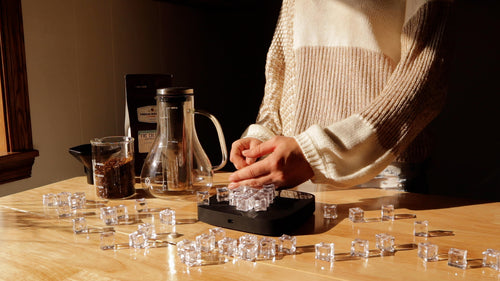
[91,136,136,199]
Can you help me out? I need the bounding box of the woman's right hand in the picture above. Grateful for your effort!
[229,137,263,169]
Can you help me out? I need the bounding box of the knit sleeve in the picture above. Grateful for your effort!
[243,0,292,140]
[295,0,454,187]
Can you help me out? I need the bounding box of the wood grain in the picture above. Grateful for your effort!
[0,173,498,280]
[0,0,38,184]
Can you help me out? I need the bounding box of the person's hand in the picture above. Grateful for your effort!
[230,137,263,169]
[228,136,314,189]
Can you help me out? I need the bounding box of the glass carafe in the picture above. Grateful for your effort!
[140,87,227,199]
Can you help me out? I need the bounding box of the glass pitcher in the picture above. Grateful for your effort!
[140,87,227,199]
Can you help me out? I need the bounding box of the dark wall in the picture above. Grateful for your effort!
[157,1,282,171]
[428,0,500,200]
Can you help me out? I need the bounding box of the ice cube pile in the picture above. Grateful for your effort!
[222,184,277,212]
[177,228,296,266]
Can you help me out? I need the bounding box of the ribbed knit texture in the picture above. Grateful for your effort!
[360,1,452,161]
[294,47,395,133]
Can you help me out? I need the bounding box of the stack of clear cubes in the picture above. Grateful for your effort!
[228,185,276,212]
[177,231,294,266]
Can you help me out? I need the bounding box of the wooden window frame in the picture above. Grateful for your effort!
[0,0,38,185]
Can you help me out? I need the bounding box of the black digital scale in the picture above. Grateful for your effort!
[197,190,315,236]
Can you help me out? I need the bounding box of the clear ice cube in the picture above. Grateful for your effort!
[228,190,240,206]
[100,206,118,225]
[209,227,226,242]
[236,195,254,212]
[413,220,429,237]
[134,198,147,212]
[253,195,269,212]
[176,239,191,261]
[57,192,72,217]
[179,240,200,266]
[448,248,467,269]
[116,204,129,221]
[57,201,72,218]
[216,187,229,202]
[72,217,87,234]
[482,248,500,271]
[43,193,58,207]
[323,204,338,219]
[259,237,276,259]
[196,191,210,206]
[69,193,85,210]
[137,222,156,239]
[129,231,148,249]
[159,208,176,225]
[349,207,364,223]
[261,184,276,203]
[238,241,258,261]
[351,238,369,258]
[278,234,296,254]
[57,192,72,205]
[239,234,258,245]
[218,237,237,257]
[100,231,115,250]
[418,242,439,262]
[375,233,395,253]
[315,242,335,262]
[381,204,394,221]
[196,233,216,253]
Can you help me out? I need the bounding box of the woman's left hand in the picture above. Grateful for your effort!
[228,136,314,189]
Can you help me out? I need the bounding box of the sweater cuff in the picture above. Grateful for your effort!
[294,116,396,187]
[294,126,330,183]
[242,124,276,142]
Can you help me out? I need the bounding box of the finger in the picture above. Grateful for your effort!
[228,174,275,189]
[243,141,276,159]
[228,161,270,182]
[230,142,250,169]
[230,153,247,169]
[241,150,256,164]
[245,156,257,165]
[231,155,248,170]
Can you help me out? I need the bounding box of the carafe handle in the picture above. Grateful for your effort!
[195,110,227,171]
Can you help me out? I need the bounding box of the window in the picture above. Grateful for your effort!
[0,0,38,184]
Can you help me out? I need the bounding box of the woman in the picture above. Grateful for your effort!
[229,0,454,193]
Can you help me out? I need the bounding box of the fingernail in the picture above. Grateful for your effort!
[228,182,238,189]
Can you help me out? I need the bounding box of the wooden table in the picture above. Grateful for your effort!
[0,173,499,280]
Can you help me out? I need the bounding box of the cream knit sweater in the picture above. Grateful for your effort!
[243,0,454,188]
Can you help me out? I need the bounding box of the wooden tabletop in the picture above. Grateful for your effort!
[0,173,499,280]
